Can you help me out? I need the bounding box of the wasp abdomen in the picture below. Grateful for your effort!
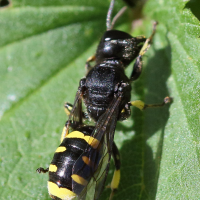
[48,129,96,200]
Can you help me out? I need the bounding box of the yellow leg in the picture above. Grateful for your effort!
[60,126,68,142]
[110,169,120,200]
[109,142,121,200]
[130,96,172,110]
[64,102,73,116]
[85,55,96,72]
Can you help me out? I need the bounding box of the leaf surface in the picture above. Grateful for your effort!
[0,0,199,200]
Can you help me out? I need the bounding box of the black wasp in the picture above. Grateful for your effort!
[37,0,171,199]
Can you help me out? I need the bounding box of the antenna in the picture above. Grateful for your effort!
[106,0,127,30]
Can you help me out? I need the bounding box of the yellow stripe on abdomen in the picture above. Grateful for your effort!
[55,146,67,153]
[71,174,88,186]
[61,126,68,142]
[49,164,57,173]
[82,156,94,167]
[48,181,76,200]
[66,131,100,149]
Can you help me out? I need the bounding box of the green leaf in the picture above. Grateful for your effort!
[0,0,199,200]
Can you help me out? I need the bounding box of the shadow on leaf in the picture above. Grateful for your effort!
[101,32,172,200]
[184,0,200,21]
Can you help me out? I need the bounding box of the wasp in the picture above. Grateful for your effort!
[69,0,171,124]
[37,101,121,200]
[37,0,171,199]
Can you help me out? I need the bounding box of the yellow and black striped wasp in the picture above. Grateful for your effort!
[37,97,121,200]
[37,0,172,199]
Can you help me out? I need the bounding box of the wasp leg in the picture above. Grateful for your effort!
[85,55,96,73]
[60,121,70,142]
[119,97,172,121]
[118,103,131,121]
[36,167,49,173]
[64,102,73,116]
[61,81,86,141]
[114,82,132,121]
[61,102,75,141]
[129,96,172,110]
[64,102,88,119]
[110,142,121,200]
[62,102,88,141]
[130,21,158,81]
[60,118,86,142]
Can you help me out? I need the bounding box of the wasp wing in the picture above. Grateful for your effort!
[71,95,122,200]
